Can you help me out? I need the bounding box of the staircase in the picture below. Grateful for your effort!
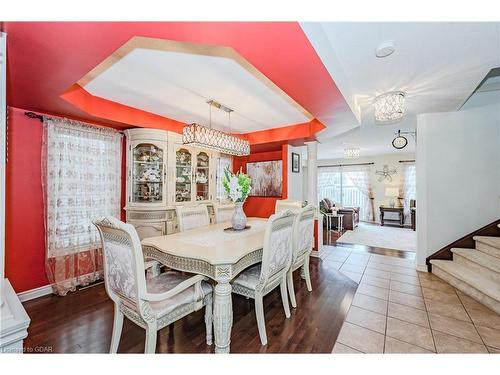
[430,224,500,314]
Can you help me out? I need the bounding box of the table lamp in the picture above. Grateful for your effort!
[385,187,400,208]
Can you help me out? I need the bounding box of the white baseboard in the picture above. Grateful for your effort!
[17,284,53,302]
[416,264,429,273]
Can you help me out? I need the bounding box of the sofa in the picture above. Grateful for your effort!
[319,198,360,231]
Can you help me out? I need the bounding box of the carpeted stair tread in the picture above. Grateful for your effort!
[451,248,500,274]
[430,259,500,302]
[473,236,500,250]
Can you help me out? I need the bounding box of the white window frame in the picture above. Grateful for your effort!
[216,154,232,201]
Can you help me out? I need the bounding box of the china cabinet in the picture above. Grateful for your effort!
[124,129,225,239]
[127,131,168,208]
[169,139,216,204]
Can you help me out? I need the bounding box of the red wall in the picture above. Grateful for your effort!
[5,107,49,292]
[233,145,288,218]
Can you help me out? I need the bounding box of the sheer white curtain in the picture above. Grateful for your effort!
[401,162,416,223]
[42,117,122,295]
[317,165,374,222]
[216,154,232,201]
[342,165,375,222]
[318,166,342,205]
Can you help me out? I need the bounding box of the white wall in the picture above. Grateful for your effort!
[462,90,500,110]
[416,104,500,269]
[287,145,305,201]
[1,32,6,281]
[316,152,415,222]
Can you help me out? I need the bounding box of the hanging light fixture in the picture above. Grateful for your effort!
[374,91,406,124]
[344,146,360,158]
[182,99,250,156]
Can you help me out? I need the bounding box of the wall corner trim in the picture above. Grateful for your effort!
[17,284,53,302]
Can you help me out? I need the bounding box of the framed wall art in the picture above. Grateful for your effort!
[292,152,300,173]
[246,160,282,197]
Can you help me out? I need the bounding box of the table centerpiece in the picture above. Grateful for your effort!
[222,167,252,230]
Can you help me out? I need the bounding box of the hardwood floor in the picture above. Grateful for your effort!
[22,256,358,354]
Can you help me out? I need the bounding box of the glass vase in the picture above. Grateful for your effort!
[232,201,247,230]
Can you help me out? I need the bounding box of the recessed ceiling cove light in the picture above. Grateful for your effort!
[375,41,396,58]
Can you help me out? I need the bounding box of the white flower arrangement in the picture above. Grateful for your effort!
[222,168,252,203]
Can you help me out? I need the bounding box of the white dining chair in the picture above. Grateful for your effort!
[231,209,296,345]
[213,202,235,224]
[274,199,303,213]
[286,205,315,308]
[93,216,213,354]
[175,204,210,232]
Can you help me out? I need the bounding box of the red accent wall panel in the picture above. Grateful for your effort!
[5,107,49,292]
[232,145,288,218]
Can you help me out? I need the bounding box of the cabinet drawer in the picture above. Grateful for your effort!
[127,210,167,221]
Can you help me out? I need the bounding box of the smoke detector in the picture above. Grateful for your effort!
[375,41,396,58]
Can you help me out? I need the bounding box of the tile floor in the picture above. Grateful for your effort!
[322,247,500,354]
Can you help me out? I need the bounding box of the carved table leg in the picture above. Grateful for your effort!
[213,280,233,353]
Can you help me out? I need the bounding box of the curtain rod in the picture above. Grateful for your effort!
[399,159,416,163]
[25,111,44,122]
[24,111,125,134]
[318,162,374,168]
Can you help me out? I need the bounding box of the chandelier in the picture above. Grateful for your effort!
[374,91,406,124]
[344,146,360,158]
[182,100,250,156]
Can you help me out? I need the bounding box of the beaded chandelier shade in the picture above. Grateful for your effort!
[182,123,250,156]
[183,99,250,156]
[374,91,406,123]
[344,146,360,158]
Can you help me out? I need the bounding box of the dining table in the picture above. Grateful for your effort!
[140,217,268,353]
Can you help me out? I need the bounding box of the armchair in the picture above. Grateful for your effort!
[93,217,213,353]
[320,198,359,231]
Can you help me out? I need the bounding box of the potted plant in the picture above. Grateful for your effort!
[222,167,252,230]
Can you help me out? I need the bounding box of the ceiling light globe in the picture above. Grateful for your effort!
[374,91,406,124]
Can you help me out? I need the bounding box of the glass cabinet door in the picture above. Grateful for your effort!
[132,143,164,204]
[175,148,192,202]
[195,151,210,201]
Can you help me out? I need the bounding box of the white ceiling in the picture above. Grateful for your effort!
[84,47,310,133]
[302,22,500,159]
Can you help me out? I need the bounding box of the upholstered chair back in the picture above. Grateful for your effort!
[93,217,146,308]
[176,205,210,232]
[257,210,296,292]
[274,199,303,213]
[291,205,315,264]
[213,203,235,224]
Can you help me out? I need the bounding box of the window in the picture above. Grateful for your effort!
[318,168,342,205]
[216,154,232,201]
[404,164,416,203]
[43,117,122,295]
[342,170,370,214]
[403,163,416,221]
[318,166,373,221]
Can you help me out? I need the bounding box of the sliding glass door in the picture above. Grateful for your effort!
[318,166,372,222]
[318,168,342,205]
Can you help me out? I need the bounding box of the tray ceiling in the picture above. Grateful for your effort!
[81,37,312,133]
